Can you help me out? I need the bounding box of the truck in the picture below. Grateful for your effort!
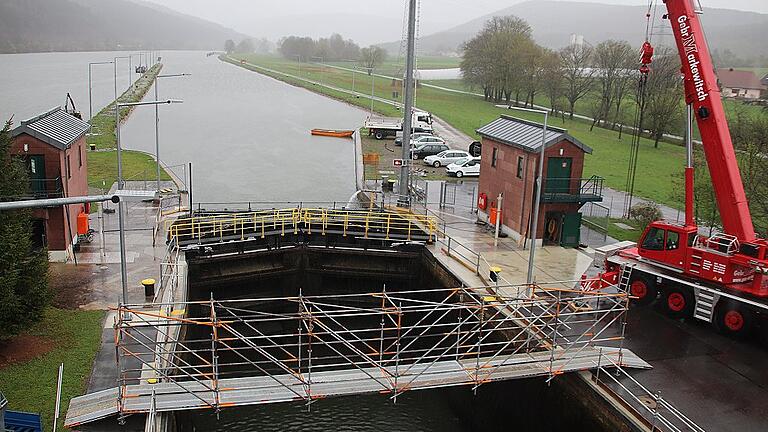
[586,0,768,337]
[364,109,433,140]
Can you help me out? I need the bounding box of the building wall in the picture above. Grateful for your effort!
[722,86,762,99]
[10,133,89,260]
[478,137,586,240]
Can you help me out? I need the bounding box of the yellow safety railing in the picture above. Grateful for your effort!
[165,208,438,243]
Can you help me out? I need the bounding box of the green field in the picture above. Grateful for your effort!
[227,54,690,208]
[0,308,104,431]
[86,64,173,189]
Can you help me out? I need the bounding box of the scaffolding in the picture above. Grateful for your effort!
[98,281,642,417]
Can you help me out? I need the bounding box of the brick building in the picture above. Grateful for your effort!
[476,115,603,247]
[11,107,91,262]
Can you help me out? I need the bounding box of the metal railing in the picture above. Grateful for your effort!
[542,176,604,202]
[29,177,63,199]
[165,208,439,245]
[593,353,706,432]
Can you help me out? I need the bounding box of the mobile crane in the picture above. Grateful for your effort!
[587,0,768,336]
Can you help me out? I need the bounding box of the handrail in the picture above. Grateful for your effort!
[165,207,438,244]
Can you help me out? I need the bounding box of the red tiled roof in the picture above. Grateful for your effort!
[716,69,765,90]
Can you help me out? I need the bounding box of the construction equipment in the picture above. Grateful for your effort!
[588,0,768,337]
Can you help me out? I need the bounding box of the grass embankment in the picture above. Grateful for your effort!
[224,54,687,208]
[87,63,172,189]
[0,308,104,431]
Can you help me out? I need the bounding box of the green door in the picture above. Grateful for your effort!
[561,212,582,247]
[545,157,572,194]
[27,155,46,196]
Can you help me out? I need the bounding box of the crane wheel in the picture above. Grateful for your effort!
[663,286,693,318]
[629,276,657,306]
[715,302,753,338]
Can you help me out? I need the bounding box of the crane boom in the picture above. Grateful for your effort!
[664,0,755,242]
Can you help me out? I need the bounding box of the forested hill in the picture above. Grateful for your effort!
[379,1,768,62]
[0,0,248,53]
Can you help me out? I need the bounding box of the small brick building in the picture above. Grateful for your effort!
[11,107,91,262]
[476,115,602,247]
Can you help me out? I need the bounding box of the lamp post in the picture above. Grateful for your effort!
[115,99,183,305]
[88,61,114,121]
[153,73,191,190]
[503,105,549,284]
[113,56,129,101]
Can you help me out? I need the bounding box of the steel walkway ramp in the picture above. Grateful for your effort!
[65,347,647,427]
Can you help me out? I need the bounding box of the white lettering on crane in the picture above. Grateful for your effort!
[677,15,709,102]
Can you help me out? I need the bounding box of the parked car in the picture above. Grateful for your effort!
[423,150,472,167]
[446,157,481,178]
[411,143,450,160]
[394,132,434,146]
[410,135,446,147]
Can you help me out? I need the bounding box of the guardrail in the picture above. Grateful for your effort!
[542,176,604,203]
[165,208,438,245]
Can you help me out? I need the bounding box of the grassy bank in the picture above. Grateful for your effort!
[223,54,688,208]
[0,308,104,431]
[86,63,172,189]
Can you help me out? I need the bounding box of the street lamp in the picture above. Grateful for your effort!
[115,99,183,307]
[500,105,549,284]
[113,56,129,101]
[88,61,114,121]
[153,73,191,189]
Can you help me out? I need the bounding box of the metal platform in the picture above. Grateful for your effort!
[65,346,647,427]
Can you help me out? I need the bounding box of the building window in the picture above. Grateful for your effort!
[491,147,498,168]
[66,155,71,179]
[516,156,524,179]
[79,144,83,167]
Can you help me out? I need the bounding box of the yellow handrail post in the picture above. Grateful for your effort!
[386,214,391,240]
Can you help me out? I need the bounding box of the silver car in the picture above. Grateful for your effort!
[423,150,472,167]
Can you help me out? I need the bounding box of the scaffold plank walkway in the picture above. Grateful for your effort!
[66,346,647,427]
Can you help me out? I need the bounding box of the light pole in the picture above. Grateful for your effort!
[153,73,191,190]
[369,67,375,115]
[398,0,417,208]
[113,56,129,101]
[88,61,114,121]
[503,106,549,284]
[116,99,183,305]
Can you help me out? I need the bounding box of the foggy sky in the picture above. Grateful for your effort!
[142,0,768,45]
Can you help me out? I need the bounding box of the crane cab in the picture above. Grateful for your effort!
[637,221,696,271]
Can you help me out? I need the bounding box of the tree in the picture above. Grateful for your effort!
[590,40,634,130]
[641,48,683,148]
[731,108,768,234]
[359,46,387,74]
[540,49,566,117]
[0,120,50,339]
[460,16,535,103]
[560,42,595,119]
[235,38,255,54]
[224,39,235,54]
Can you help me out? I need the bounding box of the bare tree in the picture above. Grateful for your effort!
[641,48,683,147]
[359,46,387,73]
[560,42,595,119]
[540,50,565,118]
[590,40,634,130]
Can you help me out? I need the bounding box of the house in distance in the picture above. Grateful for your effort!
[476,115,603,248]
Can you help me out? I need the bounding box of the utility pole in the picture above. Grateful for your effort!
[397,0,417,208]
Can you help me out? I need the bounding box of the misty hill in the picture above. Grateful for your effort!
[379,1,768,60]
[0,0,248,53]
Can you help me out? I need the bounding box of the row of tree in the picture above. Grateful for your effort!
[225,38,272,54]
[460,16,684,147]
[278,34,361,62]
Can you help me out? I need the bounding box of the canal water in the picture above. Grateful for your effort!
[120,51,364,203]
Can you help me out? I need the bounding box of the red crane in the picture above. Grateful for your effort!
[588,0,768,336]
